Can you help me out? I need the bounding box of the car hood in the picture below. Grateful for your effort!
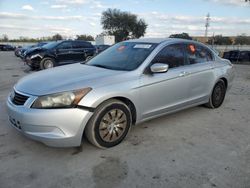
[28,47,48,55]
[15,63,128,96]
[26,47,42,54]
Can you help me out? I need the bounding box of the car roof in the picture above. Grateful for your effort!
[127,38,196,44]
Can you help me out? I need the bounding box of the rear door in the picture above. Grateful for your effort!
[183,43,216,102]
[56,41,73,63]
[72,41,86,61]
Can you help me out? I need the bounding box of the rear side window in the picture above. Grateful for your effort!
[72,42,93,49]
[73,42,93,48]
[72,42,83,49]
[186,44,213,64]
[152,44,185,68]
[84,42,93,48]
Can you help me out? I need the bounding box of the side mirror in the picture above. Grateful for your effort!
[150,63,169,73]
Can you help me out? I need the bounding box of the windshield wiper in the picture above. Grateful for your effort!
[82,63,125,71]
[91,64,111,69]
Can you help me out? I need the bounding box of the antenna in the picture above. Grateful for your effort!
[205,13,210,38]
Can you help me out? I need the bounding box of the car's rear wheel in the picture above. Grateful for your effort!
[205,79,226,108]
[40,58,55,70]
[85,99,132,148]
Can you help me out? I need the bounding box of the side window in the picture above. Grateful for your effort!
[186,44,213,64]
[72,42,92,49]
[83,42,93,48]
[152,44,185,68]
[57,42,72,50]
[72,42,83,49]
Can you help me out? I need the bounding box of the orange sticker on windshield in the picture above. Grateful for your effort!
[189,44,196,53]
[117,45,126,51]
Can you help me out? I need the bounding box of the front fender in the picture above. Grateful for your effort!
[78,88,139,109]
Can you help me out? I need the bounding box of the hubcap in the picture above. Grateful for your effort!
[44,60,53,69]
[99,109,127,142]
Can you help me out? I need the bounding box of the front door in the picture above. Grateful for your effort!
[139,43,190,120]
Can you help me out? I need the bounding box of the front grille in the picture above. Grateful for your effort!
[12,92,29,105]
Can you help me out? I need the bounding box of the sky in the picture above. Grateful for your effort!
[0,0,250,39]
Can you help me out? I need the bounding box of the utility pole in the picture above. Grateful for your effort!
[205,13,210,42]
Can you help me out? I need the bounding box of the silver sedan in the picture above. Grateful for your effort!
[6,38,234,148]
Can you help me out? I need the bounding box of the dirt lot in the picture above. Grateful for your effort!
[0,51,250,188]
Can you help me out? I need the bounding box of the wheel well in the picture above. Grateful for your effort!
[220,77,228,89]
[43,56,55,61]
[113,97,137,125]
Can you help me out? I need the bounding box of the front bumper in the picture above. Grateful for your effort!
[6,92,93,147]
[25,57,40,69]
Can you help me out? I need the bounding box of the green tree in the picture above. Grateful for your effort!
[52,33,63,41]
[2,34,9,42]
[76,34,94,41]
[208,35,232,45]
[101,8,147,42]
[169,33,192,40]
[234,35,250,45]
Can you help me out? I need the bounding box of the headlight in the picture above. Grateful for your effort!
[30,54,42,59]
[32,88,92,109]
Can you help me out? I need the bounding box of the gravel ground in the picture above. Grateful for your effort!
[0,51,250,188]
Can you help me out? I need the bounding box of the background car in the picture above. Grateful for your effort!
[18,44,36,58]
[23,42,49,60]
[238,51,250,62]
[25,40,96,70]
[95,44,111,54]
[14,46,23,57]
[223,50,250,62]
[0,44,15,51]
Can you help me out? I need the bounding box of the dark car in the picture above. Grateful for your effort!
[223,50,250,62]
[18,45,36,58]
[222,51,230,60]
[25,40,96,70]
[14,46,23,57]
[19,42,48,59]
[23,42,48,59]
[95,44,111,53]
[0,44,15,51]
[230,50,240,62]
[238,51,250,62]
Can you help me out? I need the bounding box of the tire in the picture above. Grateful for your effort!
[85,56,92,61]
[40,58,55,70]
[205,79,226,108]
[85,99,132,149]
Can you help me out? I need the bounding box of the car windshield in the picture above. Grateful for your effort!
[43,41,60,49]
[86,42,157,71]
[37,42,47,47]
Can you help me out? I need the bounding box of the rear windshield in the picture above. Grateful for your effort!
[87,42,157,71]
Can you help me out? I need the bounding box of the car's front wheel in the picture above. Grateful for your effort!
[40,58,55,70]
[85,99,132,148]
[206,79,226,108]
